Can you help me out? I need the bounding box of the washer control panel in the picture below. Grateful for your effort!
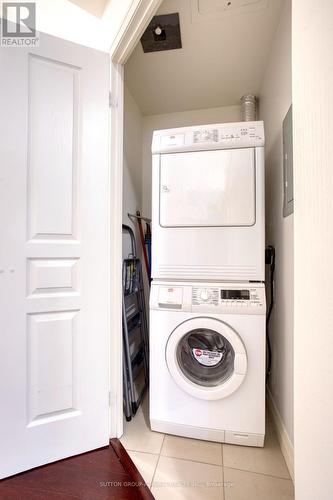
[192,286,265,310]
[151,282,266,314]
[219,287,264,309]
[192,287,219,306]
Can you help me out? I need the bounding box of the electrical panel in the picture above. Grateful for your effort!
[283,105,294,217]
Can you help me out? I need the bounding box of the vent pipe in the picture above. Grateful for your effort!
[241,94,257,121]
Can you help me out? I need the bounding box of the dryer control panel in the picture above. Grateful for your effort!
[150,282,266,315]
[152,121,264,154]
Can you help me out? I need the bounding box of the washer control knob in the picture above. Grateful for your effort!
[200,289,210,301]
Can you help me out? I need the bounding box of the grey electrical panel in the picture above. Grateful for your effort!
[283,105,294,217]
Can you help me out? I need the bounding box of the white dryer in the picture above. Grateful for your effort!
[150,281,266,446]
[151,121,265,282]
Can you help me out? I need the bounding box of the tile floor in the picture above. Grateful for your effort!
[120,394,294,500]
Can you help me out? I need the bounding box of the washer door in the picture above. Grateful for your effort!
[166,317,247,400]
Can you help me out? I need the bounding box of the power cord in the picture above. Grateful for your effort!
[265,245,275,384]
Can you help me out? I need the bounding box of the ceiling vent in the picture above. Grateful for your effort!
[141,13,182,53]
[191,0,268,22]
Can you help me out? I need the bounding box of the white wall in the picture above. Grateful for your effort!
[123,85,143,255]
[259,0,293,452]
[123,86,143,221]
[123,86,152,316]
[293,1,333,498]
[12,0,137,51]
[141,105,241,216]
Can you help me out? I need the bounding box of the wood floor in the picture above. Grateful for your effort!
[0,440,154,500]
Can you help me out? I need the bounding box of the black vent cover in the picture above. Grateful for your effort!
[140,13,182,53]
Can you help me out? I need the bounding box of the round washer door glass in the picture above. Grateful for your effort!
[166,317,247,400]
[177,328,235,387]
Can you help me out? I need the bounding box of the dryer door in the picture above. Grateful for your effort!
[166,317,247,400]
[159,148,256,227]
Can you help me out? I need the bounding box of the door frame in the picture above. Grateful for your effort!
[108,0,162,438]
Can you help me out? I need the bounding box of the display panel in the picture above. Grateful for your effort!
[220,289,250,300]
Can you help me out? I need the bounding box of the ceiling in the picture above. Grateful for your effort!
[69,0,108,18]
[125,0,285,115]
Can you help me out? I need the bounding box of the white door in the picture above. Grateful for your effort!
[166,317,247,400]
[0,32,110,478]
[159,148,256,227]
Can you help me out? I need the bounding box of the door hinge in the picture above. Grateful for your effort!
[109,91,118,108]
[108,390,116,407]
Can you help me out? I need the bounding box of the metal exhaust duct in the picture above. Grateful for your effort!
[241,94,257,121]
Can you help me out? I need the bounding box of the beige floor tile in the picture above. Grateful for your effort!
[151,456,224,500]
[128,450,159,487]
[223,418,290,479]
[224,467,294,500]
[161,434,223,466]
[120,409,164,454]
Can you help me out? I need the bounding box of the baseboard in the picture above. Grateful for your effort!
[151,418,265,447]
[267,389,294,481]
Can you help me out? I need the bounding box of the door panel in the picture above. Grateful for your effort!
[28,55,79,239]
[27,258,79,295]
[159,148,256,227]
[27,310,79,423]
[0,32,110,478]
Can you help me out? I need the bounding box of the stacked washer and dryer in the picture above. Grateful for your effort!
[149,121,266,447]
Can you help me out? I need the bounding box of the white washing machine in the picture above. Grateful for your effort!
[150,281,266,447]
[151,121,265,282]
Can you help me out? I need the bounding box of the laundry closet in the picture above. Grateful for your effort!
[121,0,294,479]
